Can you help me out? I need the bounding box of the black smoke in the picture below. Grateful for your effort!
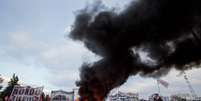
[70,0,201,100]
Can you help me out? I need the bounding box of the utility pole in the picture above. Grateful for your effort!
[183,72,198,99]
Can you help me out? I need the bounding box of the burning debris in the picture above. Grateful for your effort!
[70,0,201,100]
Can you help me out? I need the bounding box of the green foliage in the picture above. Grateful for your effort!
[0,76,3,91]
[0,74,19,101]
[8,74,19,86]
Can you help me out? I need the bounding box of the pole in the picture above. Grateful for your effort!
[157,79,161,95]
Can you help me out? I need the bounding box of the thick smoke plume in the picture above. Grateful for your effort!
[70,0,201,100]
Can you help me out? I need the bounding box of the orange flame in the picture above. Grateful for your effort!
[80,89,104,101]
[92,88,104,101]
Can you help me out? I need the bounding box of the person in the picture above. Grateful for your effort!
[153,93,163,101]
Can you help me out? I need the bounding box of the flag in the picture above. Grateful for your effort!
[157,79,169,88]
[74,97,79,101]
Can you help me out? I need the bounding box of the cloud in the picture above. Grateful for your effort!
[64,26,72,33]
[1,32,47,63]
[0,31,99,91]
[0,75,10,89]
[38,39,100,89]
[113,68,201,99]
[101,0,133,8]
[8,32,33,48]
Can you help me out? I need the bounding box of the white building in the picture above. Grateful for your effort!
[109,91,139,101]
[171,93,201,101]
[51,90,74,101]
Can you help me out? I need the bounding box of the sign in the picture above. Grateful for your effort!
[109,91,139,101]
[10,85,43,101]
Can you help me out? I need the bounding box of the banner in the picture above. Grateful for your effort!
[10,85,43,101]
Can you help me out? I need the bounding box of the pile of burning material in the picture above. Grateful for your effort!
[70,0,201,100]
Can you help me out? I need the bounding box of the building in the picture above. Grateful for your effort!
[51,90,74,101]
[171,93,201,101]
[109,91,139,101]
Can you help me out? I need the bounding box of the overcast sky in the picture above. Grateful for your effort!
[0,0,201,99]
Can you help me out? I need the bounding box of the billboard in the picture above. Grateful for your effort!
[10,85,43,101]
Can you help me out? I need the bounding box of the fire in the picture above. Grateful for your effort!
[92,88,103,101]
[81,97,88,101]
[79,92,103,101]
[79,87,104,101]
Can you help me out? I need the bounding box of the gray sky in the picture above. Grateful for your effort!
[0,0,201,99]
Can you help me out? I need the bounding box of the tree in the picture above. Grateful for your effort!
[0,74,3,90]
[0,74,19,101]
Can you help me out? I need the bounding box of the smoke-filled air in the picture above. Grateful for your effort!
[69,0,201,100]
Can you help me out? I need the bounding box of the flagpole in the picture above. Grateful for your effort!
[157,80,161,95]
